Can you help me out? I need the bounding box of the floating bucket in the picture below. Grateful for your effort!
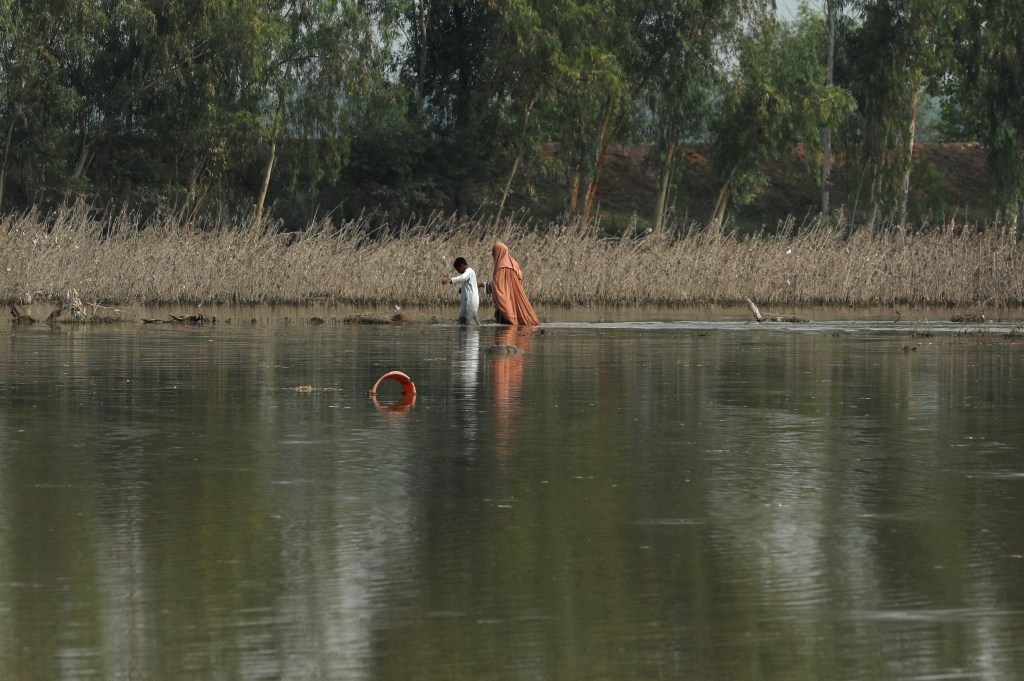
[370,371,417,411]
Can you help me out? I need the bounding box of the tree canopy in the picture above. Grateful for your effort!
[0,0,1017,231]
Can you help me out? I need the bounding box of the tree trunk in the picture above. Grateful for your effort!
[172,153,212,229]
[710,182,731,227]
[709,166,737,228]
[72,139,95,179]
[494,100,533,228]
[580,97,615,228]
[255,86,288,228]
[898,75,920,226]
[653,142,677,232]
[868,162,881,228]
[820,0,836,215]
[494,154,521,229]
[568,174,580,215]
[0,117,14,212]
[416,0,429,110]
[821,128,832,215]
[254,138,277,227]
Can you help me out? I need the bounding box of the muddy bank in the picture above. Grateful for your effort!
[8,301,1022,329]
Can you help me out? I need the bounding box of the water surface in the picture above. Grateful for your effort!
[2,314,1023,680]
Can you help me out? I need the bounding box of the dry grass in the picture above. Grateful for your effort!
[2,205,1022,310]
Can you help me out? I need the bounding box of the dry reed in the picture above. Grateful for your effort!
[2,205,1022,310]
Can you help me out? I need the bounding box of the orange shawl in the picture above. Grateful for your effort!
[490,242,540,326]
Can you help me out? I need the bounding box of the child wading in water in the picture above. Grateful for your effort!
[441,257,480,325]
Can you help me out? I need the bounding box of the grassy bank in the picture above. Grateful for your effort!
[2,205,1022,312]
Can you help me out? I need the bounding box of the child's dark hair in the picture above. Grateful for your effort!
[453,257,468,269]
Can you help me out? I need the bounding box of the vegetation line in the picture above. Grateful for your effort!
[2,206,1021,310]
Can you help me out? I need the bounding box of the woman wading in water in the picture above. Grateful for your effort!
[480,241,541,326]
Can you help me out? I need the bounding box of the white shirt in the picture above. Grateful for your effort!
[450,267,480,320]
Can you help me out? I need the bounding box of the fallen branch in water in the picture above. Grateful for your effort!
[745,297,809,323]
[142,313,216,325]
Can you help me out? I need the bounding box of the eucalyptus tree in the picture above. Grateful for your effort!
[841,0,944,226]
[8,0,276,216]
[398,0,498,211]
[707,7,853,227]
[397,0,564,216]
[252,0,394,225]
[94,1,270,210]
[638,0,767,232]
[819,0,844,215]
[0,0,103,210]
[551,0,782,229]
[786,0,851,217]
[548,0,635,227]
[406,0,631,226]
[486,0,563,226]
[943,0,1024,228]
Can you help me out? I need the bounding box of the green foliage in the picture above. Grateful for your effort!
[836,0,946,221]
[710,7,855,212]
[942,0,1024,226]
[0,0,1016,228]
[0,0,105,207]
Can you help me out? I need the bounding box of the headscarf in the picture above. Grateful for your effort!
[492,241,523,279]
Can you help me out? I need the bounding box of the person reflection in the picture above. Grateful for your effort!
[454,327,480,440]
[492,326,533,461]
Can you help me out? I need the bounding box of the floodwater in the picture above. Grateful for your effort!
[2,309,1024,680]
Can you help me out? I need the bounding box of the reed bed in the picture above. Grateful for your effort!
[2,205,1022,311]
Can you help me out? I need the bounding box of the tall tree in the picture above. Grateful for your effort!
[400,0,501,211]
[253,0,391,225]
[640,0,766,232]
[486,0,563,226]
[0,0,103,209]
[944,0,1024,229]
[819,0,842,215]
[842,0,943,226]
[707,8,854,227]
[61,0,267,213]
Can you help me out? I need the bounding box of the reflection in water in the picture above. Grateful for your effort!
[452,328,480,444]
[455,327,480,396]
[1,326,419,680]
[491,326,533,462]
[2,323,1024,680]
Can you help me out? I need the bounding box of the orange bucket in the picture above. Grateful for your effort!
[370,371,417,410]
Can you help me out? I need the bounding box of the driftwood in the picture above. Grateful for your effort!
[745,298,809,323]
[142,313,216,325]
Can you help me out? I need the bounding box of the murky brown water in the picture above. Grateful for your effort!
[2,312,1024,680]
